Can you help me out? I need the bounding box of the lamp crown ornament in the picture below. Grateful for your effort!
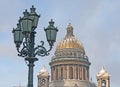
[17,23,20,28]
[23,9,29,17]
[49,19,54,26]
[30,5,36,13]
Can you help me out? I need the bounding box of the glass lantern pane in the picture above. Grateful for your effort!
[29,14,39,28]
[22,20,28,32]
[50,29,57,41]
[46,29,51,41]
[13,30,23,44]
[19,31,23,42]
[20,18,32,33]
[14,30,19,43]
[27,19,33,32]
[34,16,39,27]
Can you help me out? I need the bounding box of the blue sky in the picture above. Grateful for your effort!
[0,0,120,87]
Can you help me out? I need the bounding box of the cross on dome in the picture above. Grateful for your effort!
[66,23,74,37]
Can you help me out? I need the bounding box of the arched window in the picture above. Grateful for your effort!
[40,79,46,87]
[76,65,78,79]
[61,67,63,80]
[56,68,58,80]
[87,68,89,79]
[83,67,85,80]
[74,53,76,56]
[70,52,72,56]
[69,66,73,79]
[102,80,106,87]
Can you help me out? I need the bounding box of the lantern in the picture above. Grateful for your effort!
[19,9,33,35]
[29,5,40,29]
[44,19,58,46]
[12,23,23,47]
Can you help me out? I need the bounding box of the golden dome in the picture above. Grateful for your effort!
[56,23,84,50]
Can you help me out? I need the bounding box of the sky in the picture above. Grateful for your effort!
[0,0,120,87]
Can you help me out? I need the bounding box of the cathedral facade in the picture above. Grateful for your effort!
[37,24,110,87]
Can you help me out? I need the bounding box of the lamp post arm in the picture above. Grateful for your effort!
[34,41,53,57]
[17,41,30,57]
[46,45,52,53]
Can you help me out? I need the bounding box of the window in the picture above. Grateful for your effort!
[40,79,46,87]
[64,66,67,79]
[69,67,73,79]
[56,68,58,80]
[76,65,78,79]
[83,67,85,80]
[61,67,63,80]
[102,80,106,87]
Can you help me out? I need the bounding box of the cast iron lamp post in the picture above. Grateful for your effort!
[12,6,58,87]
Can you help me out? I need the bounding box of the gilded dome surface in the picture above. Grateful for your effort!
[56,23,84,51]
[56,36,84,50]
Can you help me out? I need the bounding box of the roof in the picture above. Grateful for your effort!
[97,66,110,77]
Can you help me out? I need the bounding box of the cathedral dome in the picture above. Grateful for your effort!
[51,23,88,62]
[49,23,91,87]
[56,23,84,51]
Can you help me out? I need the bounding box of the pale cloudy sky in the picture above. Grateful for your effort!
[0,0,120,87]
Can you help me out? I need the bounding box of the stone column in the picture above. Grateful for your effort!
[82,66,83,80]
[87,67,89,80]
[58,65,60,80]
[79,66,82,80]
[55,66,58,80]
[83,67,85,80]
[75,65,77,79]
[78,65,80,80]
[67,65,69,79]
[73,65,75,79]
[55,66,56,80]
[82,66,85,80]
[53,66,55,80]
[51,67,53,81]
[53,67,55,81]
[60,66,63,80]
[85,67,87,80]
[106,79,110,87]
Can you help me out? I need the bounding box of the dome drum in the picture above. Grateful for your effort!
[49,59,91,68]
[49,62,90,81]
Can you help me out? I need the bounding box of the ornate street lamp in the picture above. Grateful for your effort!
[12,5,58,87]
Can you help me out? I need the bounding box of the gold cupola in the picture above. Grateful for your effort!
[56,23,84,51]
